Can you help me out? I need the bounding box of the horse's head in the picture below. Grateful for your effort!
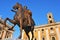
[13,3,22,11]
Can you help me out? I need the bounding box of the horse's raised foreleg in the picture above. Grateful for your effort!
[4,18,16,29]
[6,18,16,24]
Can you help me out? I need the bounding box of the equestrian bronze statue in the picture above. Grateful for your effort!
[4,3,35,40]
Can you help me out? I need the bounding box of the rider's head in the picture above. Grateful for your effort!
[24,6,27,10]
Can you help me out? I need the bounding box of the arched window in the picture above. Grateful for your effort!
[35,38,36,40]
[50,27,53,30]
[7,36,8,38]
[49,16,51,18]
[0,38,1,39]
[52,37,55,40]
[42,29,44,31]
[0,32,1,34]
[42,37,45,40]
[50,20,52,23]
[0,27,2,30]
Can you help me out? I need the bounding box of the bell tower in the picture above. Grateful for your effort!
[47,13,55,24]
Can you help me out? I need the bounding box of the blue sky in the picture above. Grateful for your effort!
[0,0,60,38]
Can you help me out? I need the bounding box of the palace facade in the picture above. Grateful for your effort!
[22,13,60,40]
[0,18,14,40]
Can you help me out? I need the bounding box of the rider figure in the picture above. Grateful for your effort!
[23,6,32,26]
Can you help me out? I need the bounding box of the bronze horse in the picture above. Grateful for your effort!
[4,3,35,40]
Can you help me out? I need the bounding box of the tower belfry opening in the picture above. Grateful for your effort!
[47,12,55,24]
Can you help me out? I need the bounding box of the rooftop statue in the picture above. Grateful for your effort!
[4,3,35,40]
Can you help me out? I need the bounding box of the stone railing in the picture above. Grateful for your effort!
[4,38,22,40]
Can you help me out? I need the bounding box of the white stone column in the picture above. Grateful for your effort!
[2,30,6,40]
[29,32,32,40]
[56,28,60,40]
[22,30,25,40]
[11,32,13,38]
[46,29,50,40]
[38,31,40,40]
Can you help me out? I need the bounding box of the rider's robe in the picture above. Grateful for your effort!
[23,9,35,27]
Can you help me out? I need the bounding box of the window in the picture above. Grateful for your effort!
[52,37,55,40]
[42,37,45,40]
[50,27,53,30]
[0,32,1,34]
[42,29,44,31]
[35,38,36,40]
[0,27,2,30]
[35,30,36,32]
[0,38,1,39]
[49,16,51,18]
[50,20,52,23]
[7,36,8,38]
